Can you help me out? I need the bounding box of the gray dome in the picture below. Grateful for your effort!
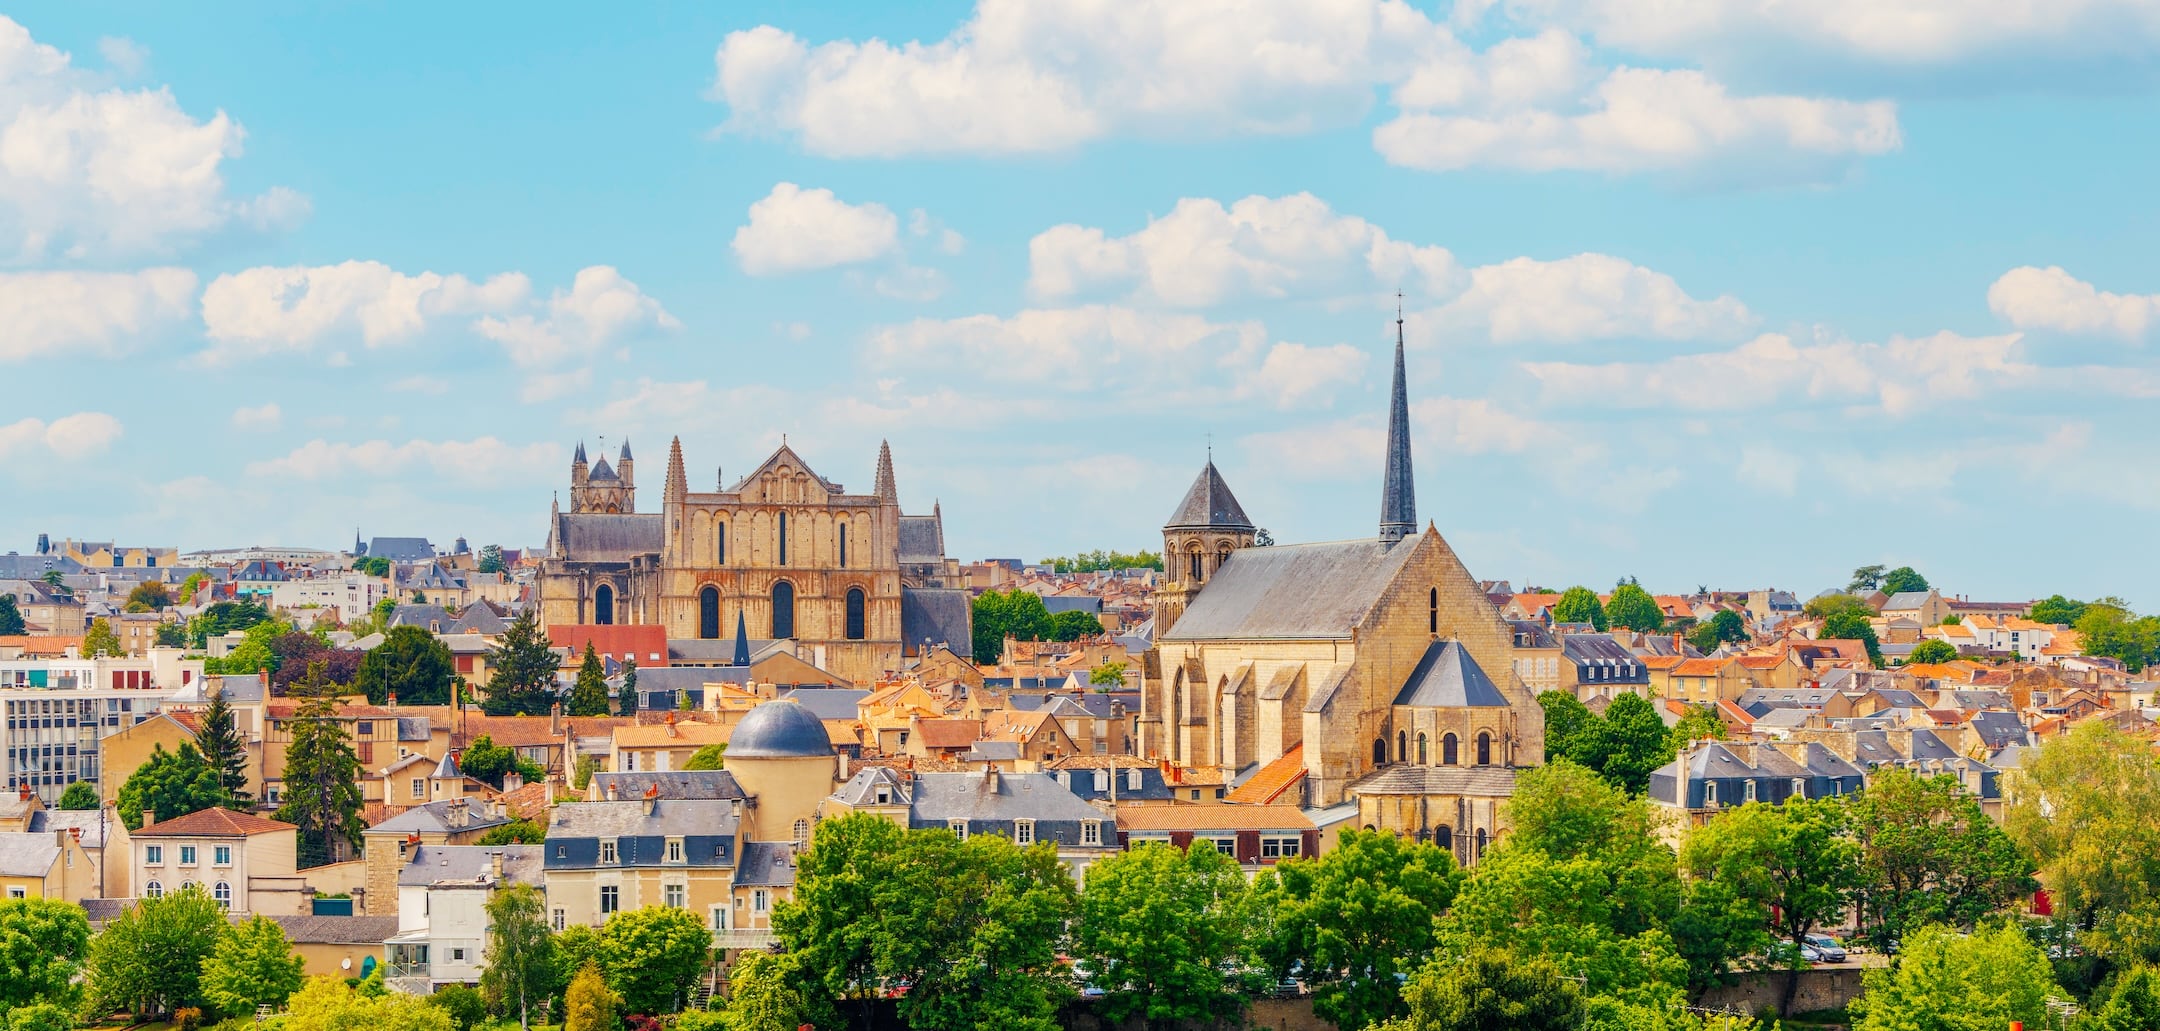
[727,701,834,759]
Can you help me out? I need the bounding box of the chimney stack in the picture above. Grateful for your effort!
[550,701,562,736]
[645,782,660,816]
[490,851,504,881]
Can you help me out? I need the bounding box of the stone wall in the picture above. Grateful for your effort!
[1698,967,1867,1017]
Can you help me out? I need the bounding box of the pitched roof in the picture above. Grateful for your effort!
[137,807,296,838]
[1226,744,1306,804]
[734,841,798,887]
[1349,765,1518,797]
[913,718,982,749]
[265,914,400,945]
[1164,538,1417,642]
[397,844,545,887]
[901,586,974,658]
[1165,460,1254,530]
[1393,640,1509,708]
[0,832,59,877]
[1117,803,1314,832]
[907,771,1104,824]
[553,513,663,562]
[550,624,669,664]
[1883,591,1936,610]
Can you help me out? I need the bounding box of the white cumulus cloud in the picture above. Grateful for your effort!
[0,16,303,260]
[1988,266,2157,341]
[0,411,123,461]
[230,403,281,430]
[474,265,680,368]
[732,182,902,274]
[0,268,196,360]
[1426,252,1753,343]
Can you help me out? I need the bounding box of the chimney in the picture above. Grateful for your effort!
[17,784,28,801]
[645,782,661,816]
[504,770,524,793]
[550,701,562,736]
[490,851,504,881]
[389,690,398,709]
[981,763,1000,791]
[607,782,619,801]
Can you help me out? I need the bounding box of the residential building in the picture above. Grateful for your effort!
[360,798,517,916]
[542,797,744,935]
[386,845,543,993]
[131,808,309,914]
[1114,803,1320,871]
[824,766,1117,877]
[2,661,179,802]
[1647,741,1865,831]
[1881,590,1953,627]
[0,827,98,900]
[1506,621,1564,695]
[1560,634,1649,701]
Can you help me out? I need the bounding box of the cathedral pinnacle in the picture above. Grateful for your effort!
[873,439,898,504]
[664,436,687,506]
[1379,307,1416,544]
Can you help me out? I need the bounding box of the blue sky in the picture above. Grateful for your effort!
[3,2,2159,604]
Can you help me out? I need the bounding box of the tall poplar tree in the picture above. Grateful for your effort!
[481,884,557,1029]
[275,663,366,868]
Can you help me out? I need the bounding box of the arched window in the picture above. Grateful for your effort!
[1442,733,1459,766]
[793,819,811,850]
[1188,549,1203,582]
[699,587,720,640]
[214,881,231,908]
[838,525,848,569]
[1372,738,1386,766]
[778,513,788,565]
[1477,732,1492,766]
[1435,825,1452,850]
[593,583,614,625]
[1396,731,1407,763]
[1429,587,1439,634]
[1418,732,1429,765]
[145,880,163,898]
[845,587,866,641]
[771,581,796,640]
[1475,828,1489,858]
[1217,545,1231,572]
[716,522,726,565]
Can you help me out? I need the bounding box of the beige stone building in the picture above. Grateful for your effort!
[537,439,972,685]
[132,808,311,914]
[1140,328,1541,866]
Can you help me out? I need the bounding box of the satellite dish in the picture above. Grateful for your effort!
[341,958,352,970]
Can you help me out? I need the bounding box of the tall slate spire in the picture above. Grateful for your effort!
[664,436,687,506]
[873,439,898,503]
[1379,304,1416,544]
[733,610,751,667]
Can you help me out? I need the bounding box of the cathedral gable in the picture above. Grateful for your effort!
[730,445,842,505]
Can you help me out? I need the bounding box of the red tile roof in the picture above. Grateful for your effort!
[1227,745,1306,805]
[137,807,296,837]
[547,624,669,664]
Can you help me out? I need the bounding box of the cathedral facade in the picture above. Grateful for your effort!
[538,439,970,685]
[1142,321,1544,865]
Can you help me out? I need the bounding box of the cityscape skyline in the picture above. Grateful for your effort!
[3,3,2157,605]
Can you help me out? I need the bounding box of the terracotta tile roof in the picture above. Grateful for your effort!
[914,718,981,750]
[1043,754,1157,770]
[1508,593,1562,613]
[1227,745,1306,805]
[137,807,296,837]
[1117,803,1314,833]
[612,720,730,748]
[497,780,552,821]
[1737,655,1783,670]
[547,624,669,664]
[1641,655,1686,671]
[1715,699,1754,726]
[0,635,83,656]
[456,715,562,748]
[1672,658,1725,677]
[167,711,204,734]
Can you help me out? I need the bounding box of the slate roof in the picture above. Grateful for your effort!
[778,688,871,720]
[1883,591,1935,611]
[1040,595,1103,615]
[29,808,114,849]
[0,832,58,877]
[907,772,1104,824]
[587,770,746,801]
[1164,538,1415,642]
[265,914,400,944]
[397,844,545,887]
[1968,710,2031,750]
[1165,460,1254,530]
[554,514,663,563]
[902,587,974,658]
[366,537,436,562]
[734,841,797,887]
[728,701,835,758]
[962,741,1024,762]
[830,767,910,807]
[1349,765,1518,797]
[1393,640,1509,708]
[548,798,740,839]
[366,798,513,836]
[898,514,946,560]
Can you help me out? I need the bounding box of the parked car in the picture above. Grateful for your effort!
[1804,934,1848,963]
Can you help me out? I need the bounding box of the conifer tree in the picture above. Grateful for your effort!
[275,663,366,868]
[485,610,560,716]
[196,686,251,800]
[567,644,609,717]
[616,656,638,717]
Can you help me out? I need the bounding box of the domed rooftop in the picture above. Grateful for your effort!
[727,701,834,759]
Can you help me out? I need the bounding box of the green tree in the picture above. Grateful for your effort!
[460,734,545,789]
[1537,691,1609,773]
[1850,924,2063,1031]
[197,685,251,799]
[275,681,366,868]
[204,615,296,676]
[1665,705,1726,756]
[1681,798,1860,1015]
[127,580,173,611]
[282,975,453,1031]
[1847,565,1888,593]
[40,569,67,593]
[481,884,557,1029]
[1881,566,1930,594]
[684,743,727,770]
[1251,828,1462,1031]
[155,620,187,647]
[881,828,1078,1031]
[474,819,547,845]
[355,556,393,578]
[202,914,307,1015]
[2004,720,2160,960]
[1377,948,1585,1031]
[1039,550,1163,573]
[1598,693,1673,795]
[1605,580,1663,633]
[476,544,506,575]
[2029,594,2088,627]
[485,610,561,716]
[1805,592,1873,620]
[1686,609,1748,654]
[970,589,1056,663]
[719,951,826,1031]
[564,962,620,1031]
[82,617,124,657]
[1821,609,1883,665]
[567,644,610,716]
[116,742,232,831]
[572,755,598,791]
[1049,608,1105,641]
[596,906,712,1015]
[357,625,455,706]
[1844,768,2036,950]
[84,885,229,1019]
[2075,601,2160,673]
[1905,639,1960,665]
[4,1003,73,1031]
[1075,842,1251,1029]
[617,656,638,716]
[774,814,902,1028]
[56,780,99,810]
[0,896,92,1011]
[2093,965,2160,1031]
[0,594,26,635]
[1089,660,1128,688]
[1553,586,1608,630]
[424,983,491,1031]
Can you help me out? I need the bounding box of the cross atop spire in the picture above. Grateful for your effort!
[1379,308,1416,544]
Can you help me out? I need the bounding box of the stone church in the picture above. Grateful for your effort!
[1143,321,1544,865]
[538,438,971,685]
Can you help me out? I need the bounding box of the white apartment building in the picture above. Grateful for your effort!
[1,657,183,803]
[270,574,391,623]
